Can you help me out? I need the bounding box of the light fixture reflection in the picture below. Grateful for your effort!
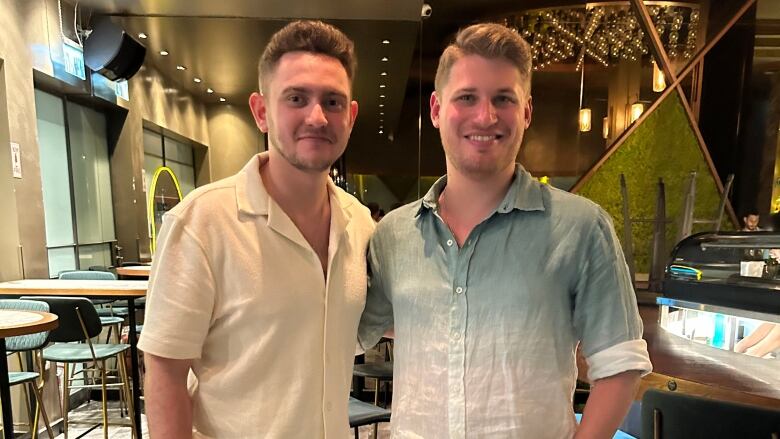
[602,117,609,139]
[630,103,644,123]
[652,62,666,92]
[578,108,592,132]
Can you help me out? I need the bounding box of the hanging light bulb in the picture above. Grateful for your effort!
[652,61,666,92]
[579,108,592,132]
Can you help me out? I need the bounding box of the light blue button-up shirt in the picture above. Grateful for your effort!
[358,165,652,439]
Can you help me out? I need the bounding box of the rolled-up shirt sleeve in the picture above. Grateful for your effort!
[572,207,652,382]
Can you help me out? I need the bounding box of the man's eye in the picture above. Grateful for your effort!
[456,95,475,103]
[494,95,516,106]
[286,95,306,105]
[325,98,346,110]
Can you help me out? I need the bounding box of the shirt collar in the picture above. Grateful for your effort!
[235,152,353,217]
[416,164,546,217]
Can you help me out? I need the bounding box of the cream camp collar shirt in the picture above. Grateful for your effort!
[140,153,375,438]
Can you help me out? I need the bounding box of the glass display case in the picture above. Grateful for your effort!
[659,232,780,359]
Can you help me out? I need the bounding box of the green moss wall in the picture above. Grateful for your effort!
[576,92,734,272]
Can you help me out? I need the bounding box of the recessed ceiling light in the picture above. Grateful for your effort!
[379,104,384,108]
[193,78,201,83]
[219,97,226,102]
[176,65,186,70]
[379,126,383,129]
[379,112,384,116]
[380,95,385,98]
[380,72,387,76]
[379,130,384,134]
[382,39,390,44]
[381,57,388,62]
[138,33,148,39]
[160,50,169,56]
[206,88,214,93]
[379,84,386,88]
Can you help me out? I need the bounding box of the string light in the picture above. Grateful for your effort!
[511,4,699,71]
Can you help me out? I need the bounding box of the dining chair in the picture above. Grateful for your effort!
[21,297,136,439]
[0,299,55,438]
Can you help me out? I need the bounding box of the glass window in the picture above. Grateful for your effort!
[35,91,117,276]
[35,90,75,248]
[67,102,115,244]
[143,129,163,157]
[78,243,112,270]
[165,137,194,165]
[167,160,195,197]
[47,247,76,278]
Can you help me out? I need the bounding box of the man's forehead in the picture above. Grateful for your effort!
[445,55,525,90]
[265,52,352,93]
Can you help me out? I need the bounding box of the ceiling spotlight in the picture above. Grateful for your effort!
[379,95,385,98]
[381,57,389,62]
[160,50,169,56]
[206,88,214,93]
[380,72,388,76]
[379,130,384,134]
[382,39,390,44]
[379,104,384,108]
[193,78,201,83]
[219,97,226,102]
[380,84,386,88]
[138,32,148,39]
[176,65,186,70]
[379,112,384,116]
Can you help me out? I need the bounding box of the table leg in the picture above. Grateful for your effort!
[0,338,14,439]
[127,299,142,438]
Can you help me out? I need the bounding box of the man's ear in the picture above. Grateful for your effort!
[524,95,533,129]
[349,100,359,128]
[249,92,269,133]
[430,91,441,129]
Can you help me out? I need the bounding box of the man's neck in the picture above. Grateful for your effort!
[260,150,330,218]
[438,162,515,246]
[440,162,515,220]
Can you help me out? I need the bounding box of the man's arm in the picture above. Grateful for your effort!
[575,370,640,439]
[144,354,194,439]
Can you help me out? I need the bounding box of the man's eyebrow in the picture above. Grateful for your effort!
[451,87,518,95]
[280,86,348,99]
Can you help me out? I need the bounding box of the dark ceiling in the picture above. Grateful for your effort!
[76,0,772,178]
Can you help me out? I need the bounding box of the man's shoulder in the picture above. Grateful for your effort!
[374,200,421,235]
[541,184,605,225]
[166,174,239,220]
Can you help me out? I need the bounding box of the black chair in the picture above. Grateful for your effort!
[22,297,136,439]
[641,388,780,438]
[348,397,391,439]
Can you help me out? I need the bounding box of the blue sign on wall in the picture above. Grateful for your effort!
[62,38,86,80]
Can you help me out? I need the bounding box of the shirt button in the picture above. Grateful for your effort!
[453,332,461,340]
[455,287,464,294]
[325,402,333,411]
[446,239,453,247]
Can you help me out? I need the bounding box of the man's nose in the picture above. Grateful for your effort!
[474,100,498,125]
[305,104,328,127]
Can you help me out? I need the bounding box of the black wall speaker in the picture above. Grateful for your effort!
[84,17,146,81]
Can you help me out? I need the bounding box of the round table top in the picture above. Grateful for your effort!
[115,266,151,277]
[0,310,58,338]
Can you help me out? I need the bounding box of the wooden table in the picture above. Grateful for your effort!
[0,309,58,439]
[0,280,147,438]
[639,305,780,408]
[115,266,151,279]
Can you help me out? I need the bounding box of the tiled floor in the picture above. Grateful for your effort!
[51,400,389,438]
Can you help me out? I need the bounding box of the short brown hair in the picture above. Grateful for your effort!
[258,20,356,93]
[435,23,532,94]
